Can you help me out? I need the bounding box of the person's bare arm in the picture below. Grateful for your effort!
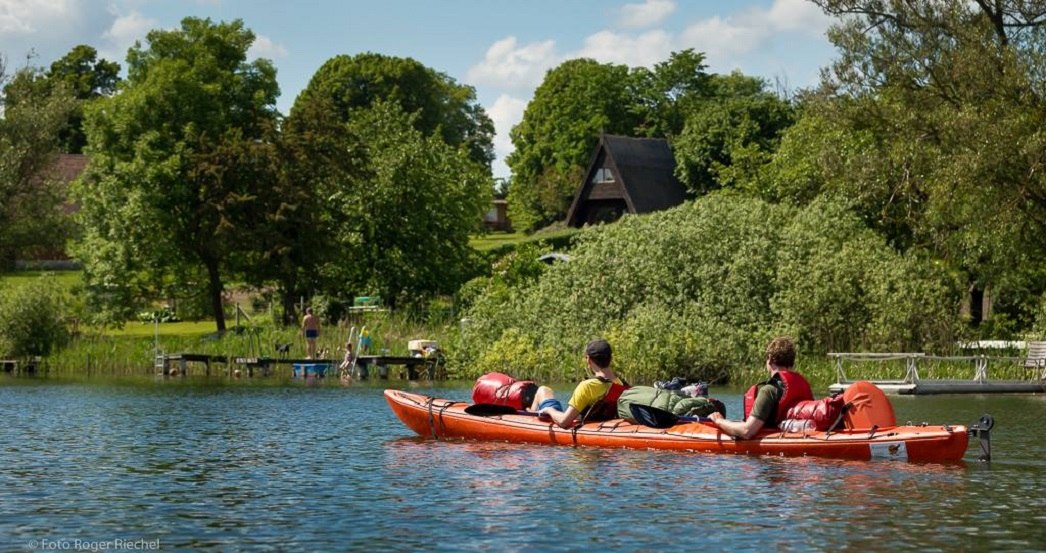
[709,412,765,439]
[542,405,581,428]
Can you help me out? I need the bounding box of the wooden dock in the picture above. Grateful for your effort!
[158,353,440,380]
[827,352,1046,395]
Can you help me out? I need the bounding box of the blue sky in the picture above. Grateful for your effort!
[0,0,838,178]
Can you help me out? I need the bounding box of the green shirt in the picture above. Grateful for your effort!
[749,381,783,426]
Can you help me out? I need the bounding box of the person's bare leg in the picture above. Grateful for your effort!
[530,385,555,411]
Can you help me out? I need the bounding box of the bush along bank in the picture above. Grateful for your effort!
[450,192,961,387]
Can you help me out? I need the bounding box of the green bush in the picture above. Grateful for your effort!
[0,275,73,358]
[451,193,960,384]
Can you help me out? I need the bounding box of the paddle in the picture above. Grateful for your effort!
[629,403,709,428]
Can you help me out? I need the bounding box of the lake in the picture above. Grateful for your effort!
[1,377,1044,551]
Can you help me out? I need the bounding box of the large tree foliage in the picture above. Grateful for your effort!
[325,101,489,309]
[291,52,494,166]
[284,54,494,314]
[0,60,77,269]
[672,72,795,194]
[74,18,280,330]
[771,1,1046,323]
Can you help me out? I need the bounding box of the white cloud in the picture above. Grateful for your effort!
[465,36,558,91]
[575,29,673,68]
[487,93,527,159]
[679,16,766,65]
[617,0,676,29]
[0,0,73,34]
[763,0,832,35]
[679,0,831,65]
[248,34,288,60]
[99,11,157,62]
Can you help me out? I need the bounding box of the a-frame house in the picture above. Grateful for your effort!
[565,134,688,227]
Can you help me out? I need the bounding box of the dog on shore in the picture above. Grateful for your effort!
[275,343,291,359]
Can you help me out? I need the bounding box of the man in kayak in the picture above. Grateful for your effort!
[531,339,629,428]
[708,336,813,439]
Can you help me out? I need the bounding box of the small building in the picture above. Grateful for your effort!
[483,198,512,231]
[565,134,688,228]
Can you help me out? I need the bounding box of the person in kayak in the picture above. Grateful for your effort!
[531,339,629,428]
[708,336,813,439]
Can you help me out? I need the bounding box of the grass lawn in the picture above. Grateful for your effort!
[102,320,219,337]
[1,269,82,290]
[470,228,579,252]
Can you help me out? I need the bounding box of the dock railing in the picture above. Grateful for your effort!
[829,350,1046,385]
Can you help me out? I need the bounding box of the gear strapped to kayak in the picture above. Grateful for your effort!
[471,372,538,411]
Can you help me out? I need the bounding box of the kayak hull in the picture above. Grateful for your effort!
[384,389,970,463]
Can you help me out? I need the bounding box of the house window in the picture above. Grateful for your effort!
[592,167,615,184]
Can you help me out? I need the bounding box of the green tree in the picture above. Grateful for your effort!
[266,94,364,324]
[672,72,794,194]
[506,58,646,231]
[291,52,494,166]
[326,101,489,309]
[74,17,280,330]
[0,60,77,269]
[454,193,957,383]
[773,0,1046,327]
[3,45,120,153]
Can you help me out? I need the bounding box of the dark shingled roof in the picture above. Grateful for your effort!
[565,134,687,227]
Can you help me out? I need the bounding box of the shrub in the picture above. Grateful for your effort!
[0,275,73,357]
[451,193,959,383]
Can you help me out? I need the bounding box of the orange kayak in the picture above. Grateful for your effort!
[384,389,972,463]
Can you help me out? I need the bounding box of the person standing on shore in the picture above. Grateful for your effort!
[302,307,321,359]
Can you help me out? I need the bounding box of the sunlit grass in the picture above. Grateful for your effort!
[1,269,82,289]
[470,228,579,252]
[99,320,219,337]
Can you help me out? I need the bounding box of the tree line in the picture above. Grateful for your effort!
[4,2,1046,368]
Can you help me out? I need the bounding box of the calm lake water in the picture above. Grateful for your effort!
[1,377,1044,552]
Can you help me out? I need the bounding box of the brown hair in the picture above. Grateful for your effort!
[765,337,796,368]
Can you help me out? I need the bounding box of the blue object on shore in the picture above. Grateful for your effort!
[293,363,329,377]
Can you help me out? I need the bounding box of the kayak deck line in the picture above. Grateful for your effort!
[385,389,976,463]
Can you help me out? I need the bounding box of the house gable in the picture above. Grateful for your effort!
[566,134,687,227]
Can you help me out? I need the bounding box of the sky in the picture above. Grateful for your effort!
[0,0,839,178]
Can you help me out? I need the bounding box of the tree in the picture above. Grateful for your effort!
[505,51,788,231]
[672,72,794,194]
[284,54,494,315]
[265,93,364,324]
[0,59,77,269]
[74,18,280,330]
[322,101,489,309]
[779,1,1046,326]
[3,45,120,153]
[291,52,494,166]
[506,58,647,231]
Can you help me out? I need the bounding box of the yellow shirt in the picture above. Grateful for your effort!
[567,377,623,413]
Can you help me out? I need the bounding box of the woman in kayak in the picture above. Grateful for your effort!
[531,339,630,428]
[709,336,813,439]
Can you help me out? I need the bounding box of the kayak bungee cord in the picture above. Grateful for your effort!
[424,396,456,440]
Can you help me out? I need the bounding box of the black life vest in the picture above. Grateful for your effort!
[742,370,813,428]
